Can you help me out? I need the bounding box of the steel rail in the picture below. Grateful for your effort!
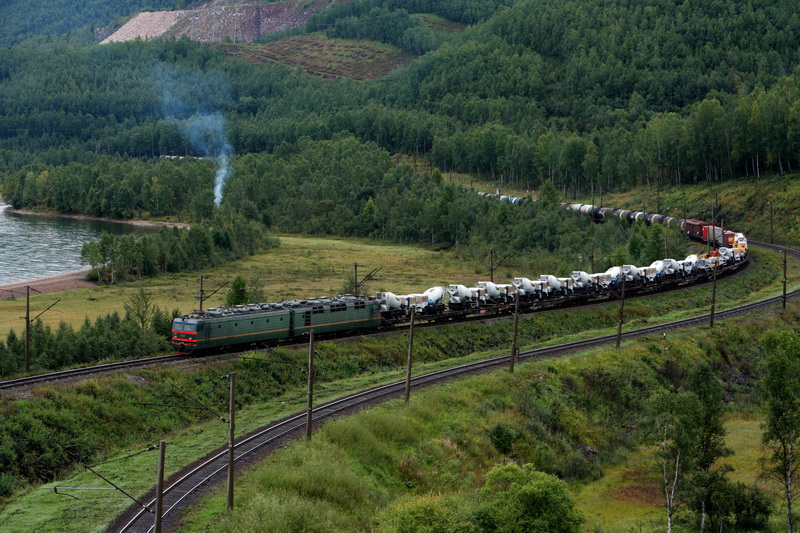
[0,354,187,391]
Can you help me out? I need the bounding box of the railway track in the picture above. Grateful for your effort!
[0,354,188,392]
[111,241,799,533]
[0,252,751,393]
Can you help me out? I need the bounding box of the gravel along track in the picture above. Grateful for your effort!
[112,241,799,533]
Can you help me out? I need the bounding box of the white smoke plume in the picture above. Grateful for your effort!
[184,112,233,206]
[155,64,234,206]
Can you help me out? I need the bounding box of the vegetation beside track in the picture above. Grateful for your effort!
[177,305,800,533]
[0,242,795,531]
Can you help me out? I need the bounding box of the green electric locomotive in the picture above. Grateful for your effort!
[172,296,382,354]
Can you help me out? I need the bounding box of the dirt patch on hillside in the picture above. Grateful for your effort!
[608,467,663,506]
[102,0,349,44]
[101,11,189,44]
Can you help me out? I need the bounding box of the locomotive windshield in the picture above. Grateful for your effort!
[173,320,197,333]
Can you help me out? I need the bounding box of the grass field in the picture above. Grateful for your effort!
[0,230,796,531]
[0,235,480,338]
[575,415,781,532]
[1,232,797,358]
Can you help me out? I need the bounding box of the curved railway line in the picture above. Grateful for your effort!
[0,240,792,532]
[0,251,754,394]
[107,240,798,533]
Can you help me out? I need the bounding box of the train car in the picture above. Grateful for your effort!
[477,281,514,304]
[172,296,382,354]
[682,218,707,239]
[702,225,724,245]
[447,284,478,309]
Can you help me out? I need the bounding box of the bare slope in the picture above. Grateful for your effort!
[102,0,345,44]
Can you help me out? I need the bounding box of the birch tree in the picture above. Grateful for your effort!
[648,389,700,533]
[761,330,800,533]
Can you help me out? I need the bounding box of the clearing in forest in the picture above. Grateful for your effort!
[218,33,414,80]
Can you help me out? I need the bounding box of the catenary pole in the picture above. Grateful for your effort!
[784,251,788,310]
[227,372,236,512]
[616,273,626,350]
[24,285,30,373]
[306,331,314,439]
[405,308,415,404]
[154,440,166,533]
[510,292,520,373]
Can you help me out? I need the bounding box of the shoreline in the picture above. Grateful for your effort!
[3,207,190,229]
[0,269,96,299]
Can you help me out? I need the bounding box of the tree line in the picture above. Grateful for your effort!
[3,134,685,274]
[0,305,175,380]
[80,210,277,282]
[3,0,800,198]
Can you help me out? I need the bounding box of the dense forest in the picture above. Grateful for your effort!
[1,0,800,208]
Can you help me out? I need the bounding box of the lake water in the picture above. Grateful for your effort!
[0,202,154,285]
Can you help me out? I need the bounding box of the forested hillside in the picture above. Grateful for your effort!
[2,0,800,228]
[0,0,184,47]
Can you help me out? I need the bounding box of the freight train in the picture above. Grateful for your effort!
[172,203,747,354]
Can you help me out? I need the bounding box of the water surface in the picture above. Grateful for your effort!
[0,203,154,285]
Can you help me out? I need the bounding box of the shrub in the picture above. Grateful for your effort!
[0,472,14,498]
[489,421,517,455]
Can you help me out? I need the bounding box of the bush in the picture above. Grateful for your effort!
[0,472,14,498]
[478,463,584,533]
[489,421,517,455]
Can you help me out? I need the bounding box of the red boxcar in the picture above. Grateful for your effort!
[683,219,708,239]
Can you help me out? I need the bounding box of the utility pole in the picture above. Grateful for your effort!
[155,440,166,533]
[199,275,205,312]
[510,292,520,373]
[615,273,626,350]
[405,308,415,404]
[25,285,30,373]
[353,263,359,297]
[490,249,495,283]
[306,331,314,440]
[227,372,236,512]
[710,226,717,329]
[21,286,57,373]
[784,250,788,310]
